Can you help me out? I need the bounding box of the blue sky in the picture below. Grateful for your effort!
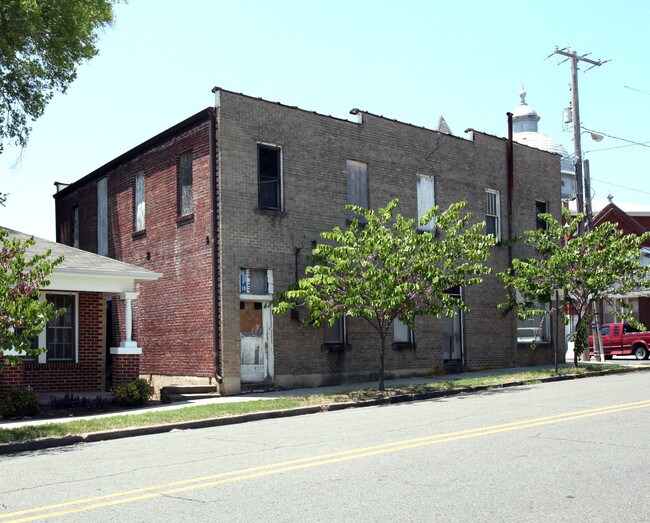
[2,0,649,239]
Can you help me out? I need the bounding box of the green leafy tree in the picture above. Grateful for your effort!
[273,199,496,390]
[498,210,650,367]
[0,0,116,154]
[0,229,63,369]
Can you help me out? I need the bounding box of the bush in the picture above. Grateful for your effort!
[2,387,39,418]
[113,378,153,407]
[49,393,113,411]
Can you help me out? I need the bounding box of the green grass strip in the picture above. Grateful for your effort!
[0,365,627,444]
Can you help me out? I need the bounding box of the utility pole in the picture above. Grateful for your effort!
[554,48,606,234]
[553,47,608,361]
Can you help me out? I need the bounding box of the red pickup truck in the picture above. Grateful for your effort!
[589,323,650,360]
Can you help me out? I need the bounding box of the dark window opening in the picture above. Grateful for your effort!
[46,294,76,362]
[535,201,548,230]
[258,145,282,210]
[179,151,193,216]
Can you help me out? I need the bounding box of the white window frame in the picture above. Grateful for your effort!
[239,268,273,299]
[23,292,79,364]
[516,291,550,344]
[393,318,414,344]
[485,189,501,241]
[135,172,146,232]
[417,174,436,232]
[258,143,284,212]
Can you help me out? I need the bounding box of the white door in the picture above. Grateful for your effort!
[240,300,273,384]
[443,309,464,363]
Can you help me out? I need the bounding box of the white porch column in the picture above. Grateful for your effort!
[110,291,142,355]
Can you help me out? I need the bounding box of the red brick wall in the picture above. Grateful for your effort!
[112,355,140,385]
[22,292,105,392]
[0,360,25,399]
[55,113,217,380]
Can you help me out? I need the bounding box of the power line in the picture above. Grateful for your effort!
[581,127,650,149]
[590,177,650,197]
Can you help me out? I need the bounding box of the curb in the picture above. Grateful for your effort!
[2,366,649,455]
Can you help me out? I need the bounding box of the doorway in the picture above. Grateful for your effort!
[239,300,274,384]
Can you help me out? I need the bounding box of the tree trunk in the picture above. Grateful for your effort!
[378,335,386,391]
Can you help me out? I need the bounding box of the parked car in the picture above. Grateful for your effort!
[589,322,650,360]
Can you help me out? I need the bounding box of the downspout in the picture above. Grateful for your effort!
[507,112,516,365]
[506,112,514,266]
[209,107,223,384]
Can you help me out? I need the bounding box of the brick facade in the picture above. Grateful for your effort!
[112,355,140,384]
[0,291,106,396]
[54,90,565,395]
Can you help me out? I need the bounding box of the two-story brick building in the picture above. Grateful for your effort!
[54,88,564,395]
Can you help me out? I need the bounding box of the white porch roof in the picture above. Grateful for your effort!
[1,227,162,293]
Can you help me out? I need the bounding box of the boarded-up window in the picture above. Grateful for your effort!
[346,160,368,222]
[417,175,435,231]
[258,145,282,210]
[240,301,263,335]
[135,173,146,231]
[394,318,413,343]
[324,317,345,344]
[485,189,500,241]
[97,178,108,256]
[179,151,193,216]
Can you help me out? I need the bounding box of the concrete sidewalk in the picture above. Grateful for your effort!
[1,361,649,455]
[3,361,637,430]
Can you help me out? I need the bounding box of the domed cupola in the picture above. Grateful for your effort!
[511,87,576,199]
[512,88,541,133]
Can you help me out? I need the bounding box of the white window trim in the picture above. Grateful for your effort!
[393,318,414,344]
[21,292,79,364]
[258,142,284,212]
[515,291,550,344]
[485,188,501,241]
[135,172,146,232]
[417,174,436,232]
[239,269,274,300]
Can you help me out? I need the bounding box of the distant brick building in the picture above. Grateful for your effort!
[592,201,650,326]
[54,89,564,395]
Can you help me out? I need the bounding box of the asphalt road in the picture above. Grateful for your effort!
[1,372,649,522]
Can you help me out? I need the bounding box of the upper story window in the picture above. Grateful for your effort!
[535,200,548,231]
[417,175,436,231]
[97,178,108,256]
[346,159,368,222]
[258,144,283,211]
[72,205,79,248]
[135,172,146,232]
[485,189,501,241]
[178,150,193,217]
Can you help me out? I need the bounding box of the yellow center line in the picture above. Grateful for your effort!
[3,399,650,522]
